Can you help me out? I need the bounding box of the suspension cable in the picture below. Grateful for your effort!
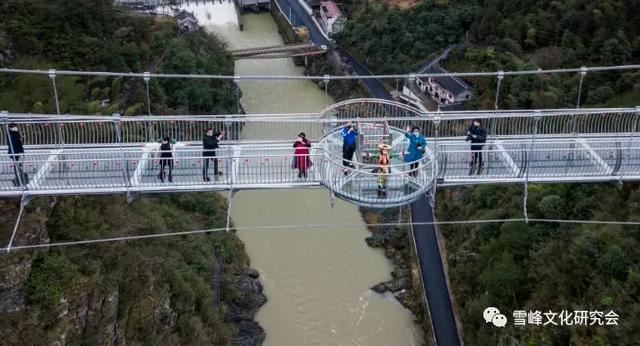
[1,64,639,81]
[5,197,27,253]
[3,217,640,252]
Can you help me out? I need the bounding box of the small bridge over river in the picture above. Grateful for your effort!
[230,43,327,59]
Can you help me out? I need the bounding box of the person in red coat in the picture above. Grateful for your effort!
[293,132,312,178]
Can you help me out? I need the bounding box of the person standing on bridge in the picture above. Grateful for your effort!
[365,143,399,198]
[6,123,27,187]
[341,121,358,175]
[466,119,486,175]
[203,128,224,181]
[404,126,427,177]
[157,136,175,183]
[292,132,312,178]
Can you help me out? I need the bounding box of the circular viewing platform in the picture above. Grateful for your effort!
[315,99,436,208]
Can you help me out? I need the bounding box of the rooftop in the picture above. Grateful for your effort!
[421,64,471,95]
[175,10,197,21]
[321,1,342,18]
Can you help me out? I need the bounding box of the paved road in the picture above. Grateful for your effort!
[411,196,461,346]
[274,0,392,100]
[275,0,328,46]
[264,5,463,338]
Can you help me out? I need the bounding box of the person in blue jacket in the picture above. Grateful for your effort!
[341,121,358,173]
[404,126,427,177]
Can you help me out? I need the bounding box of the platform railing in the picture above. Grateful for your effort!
[1,139,640,200]
[0,147,327,193]
[2,104,639,147]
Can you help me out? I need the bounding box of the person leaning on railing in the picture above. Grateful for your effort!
[156,136,176,183]
[6,123,28,187]
[404,126,427,177]
[203,128,224,181]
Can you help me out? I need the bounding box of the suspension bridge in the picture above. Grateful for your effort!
[2,65,640,346]
[2,100,639,208]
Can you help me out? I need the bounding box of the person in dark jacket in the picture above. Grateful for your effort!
[466,119,487,175]
[203,128,224,181]
[292,132,312,178]
[341,121,358,174]
[157,136,175,183]
[6,123,27,186]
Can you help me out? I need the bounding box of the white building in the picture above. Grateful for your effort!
[320,1,346,36]
[416,64,472,106]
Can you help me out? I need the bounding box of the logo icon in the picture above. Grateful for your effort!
[483,307,508,327]
[492,313,508,327]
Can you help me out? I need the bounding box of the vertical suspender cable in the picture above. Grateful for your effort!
[225,190,235,233]
[323,74,330,107]
[3,112,28,253]
[619,107,640,184]
[49,69,61,115]
[234,75,241,115]
[4,113,25,188]
[494,70,504,111]
[490,70,504,138]
[430,116,440,209]
[576,66,587,108]
[5,198,27,253]
[523,112,541,223]
[113,113,130,188]
[49,69,65,149]
[144,72,152,116]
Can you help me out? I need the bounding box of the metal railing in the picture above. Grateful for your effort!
[0,146,327,193]
[2,102,639,148]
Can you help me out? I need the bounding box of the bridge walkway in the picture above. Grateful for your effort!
[2,135,638,200]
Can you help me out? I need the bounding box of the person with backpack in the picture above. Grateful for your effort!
[466,119,487,175]
[6,123,27,187]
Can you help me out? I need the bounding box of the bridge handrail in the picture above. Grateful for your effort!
[2,107,638,122]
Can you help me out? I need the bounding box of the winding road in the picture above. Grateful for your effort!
[272,0,462,344]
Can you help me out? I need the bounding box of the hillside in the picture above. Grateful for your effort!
[336,0,640,108]
[337,0,640,344]
[0,0,235,115]
[0,1,262,344]
[438,184,640,344]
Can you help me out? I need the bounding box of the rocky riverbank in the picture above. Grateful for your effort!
[361,207,434,345]
[223,264,267,345]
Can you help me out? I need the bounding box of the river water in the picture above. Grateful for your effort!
[180,4,421,345]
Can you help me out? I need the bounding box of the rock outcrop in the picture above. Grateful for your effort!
[226,268,267,346]
[362,207,432,342]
